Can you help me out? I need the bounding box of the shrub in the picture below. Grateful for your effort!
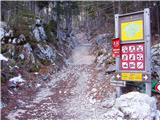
[29,64,40,72]
[9,9,35,38]
[39,59,51,66]
[44,20,58,45]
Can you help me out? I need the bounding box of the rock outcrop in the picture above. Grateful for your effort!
[151,43,160,81]
[33,18,47,42]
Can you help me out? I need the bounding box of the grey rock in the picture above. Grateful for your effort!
[0,21,7,40]
[35,44,56,63]
[104,92,158,120]
[19,54,25,60]
[96,34,107,45]
[35,18,41,26]
[0,27,6,40]
[24,43,32,53]
[0,101,6,109]
[18,34,26,42]
[27,83,32,88]
[151,43,160,80]
[22,43,35,63]
[17,100,26,108]
[106,64,116,73]
[101,98,115,108]
[42,75,49,81]
[33,26,47,41]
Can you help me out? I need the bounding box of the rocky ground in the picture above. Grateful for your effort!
[1,21,160,120]
[2,43,116,120]
[2,39,160,120]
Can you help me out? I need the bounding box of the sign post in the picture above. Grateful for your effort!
[112,38,120,58]
[114,8,152,96]
[114,14,122,97]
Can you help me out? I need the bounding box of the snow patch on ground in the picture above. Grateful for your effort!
[0,53,8,61]
[9,75,25,84]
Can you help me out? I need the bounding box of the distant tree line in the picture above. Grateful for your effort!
[1,1,160,43]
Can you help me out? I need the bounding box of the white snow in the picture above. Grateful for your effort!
[36,18,41,25]
[12,38,17,44]
[0,27,5,40]
[14,66,19,68]
[0,53,8,61]
[91,88,97,92]
[19,54,25,60]
[9,74,25,84]
[34,72,39,75]
[36,84,41,88]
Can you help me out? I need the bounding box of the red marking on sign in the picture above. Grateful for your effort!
[112,38,120,58]
[120,43,145,71]
[155,84,160,93]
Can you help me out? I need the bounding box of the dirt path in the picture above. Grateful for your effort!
[6,43,115,120]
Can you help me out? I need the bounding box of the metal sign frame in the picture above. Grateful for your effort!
[115,8,151,96]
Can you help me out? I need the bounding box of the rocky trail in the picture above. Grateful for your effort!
[5,42,115,120]
[1,1,160,119]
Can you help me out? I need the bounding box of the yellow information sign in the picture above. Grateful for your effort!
[121,73,142,81]
[121,20,143,41]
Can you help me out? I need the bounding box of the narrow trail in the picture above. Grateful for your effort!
[7,42,115,120]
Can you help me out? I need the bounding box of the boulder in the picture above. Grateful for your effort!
[34,44,56,63]
[104,92,159,120]
[19,43,35,64]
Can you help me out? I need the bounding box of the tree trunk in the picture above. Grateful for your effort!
[56,2,61,39]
